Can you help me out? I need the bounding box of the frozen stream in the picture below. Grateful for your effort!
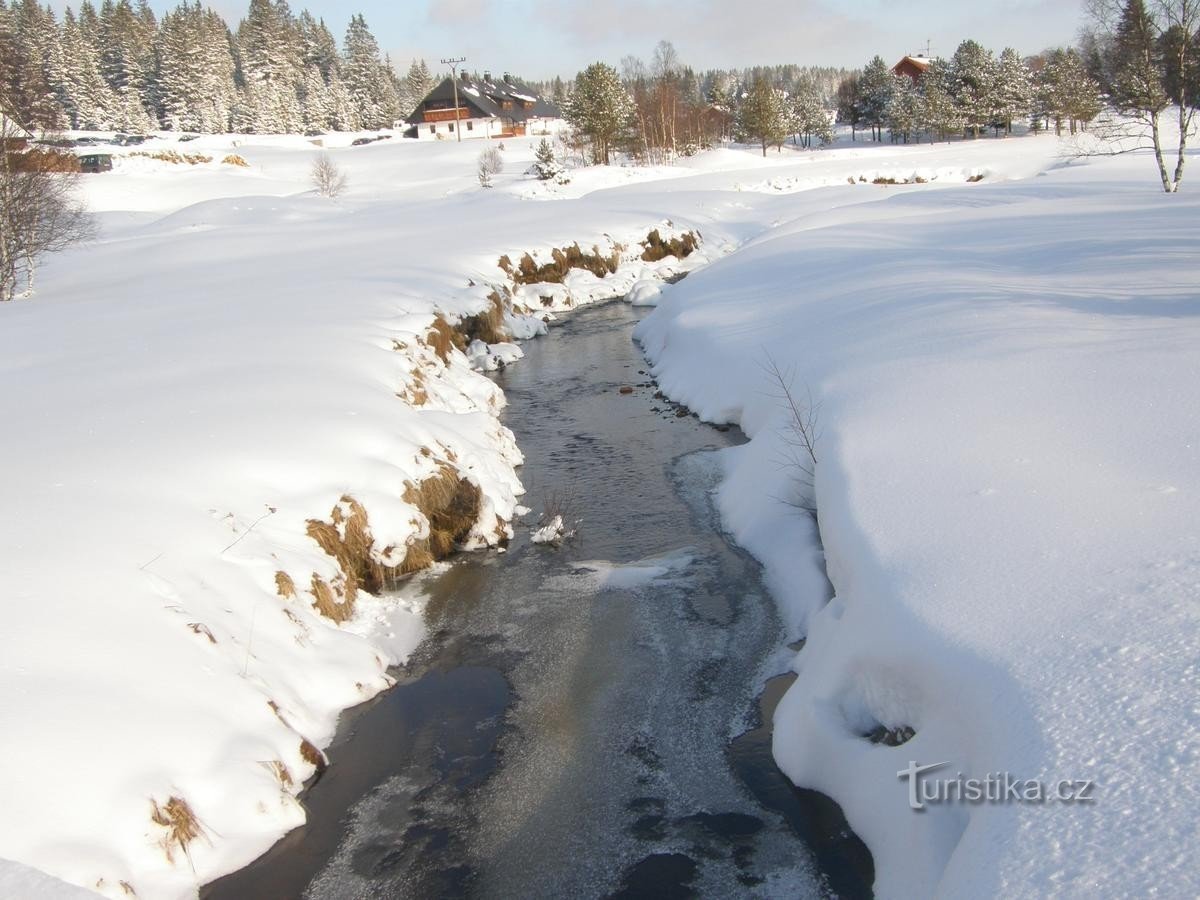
[205,300,872,899]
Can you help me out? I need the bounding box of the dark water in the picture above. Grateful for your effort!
[205,300,873,899]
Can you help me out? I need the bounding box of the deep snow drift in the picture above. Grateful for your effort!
[1,128,1192,898]
[636,146,1200,896]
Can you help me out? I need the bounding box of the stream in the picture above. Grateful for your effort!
[204,299,873,899]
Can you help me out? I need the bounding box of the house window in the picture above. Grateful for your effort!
[467,121,473,131]
[429,125,435,134]
[449,122,455,132]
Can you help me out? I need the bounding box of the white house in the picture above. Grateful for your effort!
[404,72,561,141]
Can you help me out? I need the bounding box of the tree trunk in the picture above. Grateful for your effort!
[1150,112,1173,193]
[1172,105,1190,191]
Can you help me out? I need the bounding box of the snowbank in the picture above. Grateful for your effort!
[5,128,1162,898]
[636,149,1200,896]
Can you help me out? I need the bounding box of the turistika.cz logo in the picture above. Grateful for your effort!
[897,761,1097,811]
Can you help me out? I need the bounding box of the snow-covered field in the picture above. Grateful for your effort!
[0,128,1194,898]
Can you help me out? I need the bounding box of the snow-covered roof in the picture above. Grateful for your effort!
[405,74,560,125]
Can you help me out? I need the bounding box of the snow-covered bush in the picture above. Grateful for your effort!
[477,146,503,188]
[310,152,347,198]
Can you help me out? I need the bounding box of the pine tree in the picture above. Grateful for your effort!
[858,55,894,140]
[562,62,634,164]
[951,39,998,137]
[1039,48,1102,135]
[734,76,788,155]
[341,14,395,129]
[920,58,965,142]
[885,74,928,143]
[99,0,157,130]
[402,58,434,117]
[300,65,332,131]
[55,8,117,129]
[5,0,63,129]
[993,47,1032,135]
[835,72,863,139]
[789,80,832,148]
[238,0,302,133]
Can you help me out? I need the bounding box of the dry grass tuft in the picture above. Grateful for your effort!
[130,149,212,165]
[265,759,294,788]
[425,314,466,363]
[506,242,623,285]
[966,173,985,183]
[306,496,386,598]
[186,622,216,644]
[6,147,80,173]
[401,367,429,406]
[275,570,297,599]
[641,228,699,262]
[119,881,136,896]
[402,464,482,567]
[150,796,204,866]
[300,737,327,774]
[457,290,509,344]
[309,573,354,623]
[221,154,249,167]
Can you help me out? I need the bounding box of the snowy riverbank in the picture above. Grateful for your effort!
[3,130,1192,897]
[636,146,1200,896]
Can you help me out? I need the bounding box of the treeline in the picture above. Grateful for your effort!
[0,0,439,134]
[560,40,850,163]
[839,41,1104,144]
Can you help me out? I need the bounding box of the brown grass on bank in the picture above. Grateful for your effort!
[641,228,699,262]
[6,147,80,173]
[299,737,327,774]
[274,571,296,599]
[309,572,353,623]
[457,290,509,344]
[221,154,249,167]
[499,242,623,285]
[401,367,429,406]
[307,496,381,596]
[130,149,212,165]
[426,314,466,363]
[403,464,482,560]
[149,796,204,865]
[300,473,482,613]
[265,759,294,789]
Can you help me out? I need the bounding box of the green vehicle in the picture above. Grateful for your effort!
[78,153,113,173]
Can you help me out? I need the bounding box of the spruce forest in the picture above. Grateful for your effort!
[0,0,436,133]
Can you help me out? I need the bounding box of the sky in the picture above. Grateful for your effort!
[55,0,1087,81]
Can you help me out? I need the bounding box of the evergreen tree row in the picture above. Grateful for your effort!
[839,40,1103,143]
[0,0,440,134]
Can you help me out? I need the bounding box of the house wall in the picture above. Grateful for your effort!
[413,117,506,141]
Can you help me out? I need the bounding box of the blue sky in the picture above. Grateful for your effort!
[60,0,1087,80]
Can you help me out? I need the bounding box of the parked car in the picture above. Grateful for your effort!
[351,137,374,146]
[177,134,200,142]
[78,153,114,173]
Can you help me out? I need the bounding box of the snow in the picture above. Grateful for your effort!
[635,144,1200,896]
[530,514,573,545]
[1,127,1194,898]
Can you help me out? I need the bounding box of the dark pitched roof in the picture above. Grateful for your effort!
[405,74,560,124]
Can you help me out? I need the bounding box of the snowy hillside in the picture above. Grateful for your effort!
[0,130,1194,898]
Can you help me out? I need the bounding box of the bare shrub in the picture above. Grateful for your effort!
[1,116,95,301]
[477,146,503,187]
[311,151,347,198]
[763,354,821,515]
